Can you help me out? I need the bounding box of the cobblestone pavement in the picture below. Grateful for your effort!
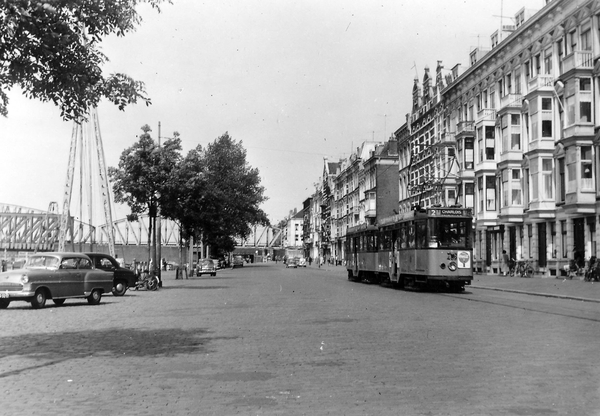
[471,271,600,303]
[1,263,599,416]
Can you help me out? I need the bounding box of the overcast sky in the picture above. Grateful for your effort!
[0,0,546,225]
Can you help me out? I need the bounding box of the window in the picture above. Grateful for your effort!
[486,175,496,211]
[512,169,522,205]
[580,78,591,91]
[582,146,593,189]
[581,29,592,51]
[464,137,475,169]
[541,97,552,110]
[561,220,567,258]
[544,48,552,75]
[485,126,495,160]
[542,120,552,137]
[465,182,474,209]
[580,102,592,122]
[558,158,565,202]
[502,169,509,207]
[550,222,556,258]
[542,159,553,200]
[478,176,484,213]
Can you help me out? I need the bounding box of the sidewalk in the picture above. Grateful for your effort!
[471,272,600,303]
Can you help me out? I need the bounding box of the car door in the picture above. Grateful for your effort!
[58,257,82,298]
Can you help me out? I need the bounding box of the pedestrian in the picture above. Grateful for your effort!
[501,250,509,276]
[308,257,312,266]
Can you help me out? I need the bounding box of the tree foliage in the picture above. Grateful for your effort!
[0,0,169,121]
[164,132,269,252]
[110,129,269,254]
[108,124,182,218]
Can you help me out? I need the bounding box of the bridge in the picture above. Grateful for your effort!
[0,203,281,254]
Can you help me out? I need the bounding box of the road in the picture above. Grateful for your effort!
[1,262,599,415]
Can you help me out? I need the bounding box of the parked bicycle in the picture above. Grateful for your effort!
[134,270,159,291]
[584,256,600,282]
[509,259,534,278]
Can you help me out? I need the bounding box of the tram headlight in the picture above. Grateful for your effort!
[448,262,457,272]
[440,263,446,270]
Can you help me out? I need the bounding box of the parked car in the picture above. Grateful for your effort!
[286,257,298,268]
[231,255,244,269]
[0,252,113,309]
[297,257,307,267]
[85,252,137,296]
[196,259,217,277]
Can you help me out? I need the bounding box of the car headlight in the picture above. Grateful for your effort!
[20,274,29,284]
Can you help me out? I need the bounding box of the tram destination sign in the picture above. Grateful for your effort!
[428,208,470,217]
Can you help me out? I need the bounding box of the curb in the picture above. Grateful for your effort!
[470,285,600,304]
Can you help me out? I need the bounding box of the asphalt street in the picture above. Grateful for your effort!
[1,263,599,416]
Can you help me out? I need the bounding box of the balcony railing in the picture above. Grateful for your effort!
[562,50,593,73]
[457,120,475,134]
[499,93,523,109]
[528,74,553,92]
[477,108,496,122]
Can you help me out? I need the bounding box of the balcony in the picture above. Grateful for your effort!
[434,130,456,148]
[562,50,593,74]
[457,120,475,135]
[528,74,553,93]
[477,108,496,122]
[499,93,523,110]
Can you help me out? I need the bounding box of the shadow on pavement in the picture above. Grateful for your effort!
[0,327,232,378]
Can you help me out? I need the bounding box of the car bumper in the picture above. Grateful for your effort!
[0,288,35,299]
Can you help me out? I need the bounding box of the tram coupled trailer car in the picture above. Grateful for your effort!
[346,207,474,291]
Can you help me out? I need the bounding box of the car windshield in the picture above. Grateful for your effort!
[201,260,213,266]
[25,255,60,269]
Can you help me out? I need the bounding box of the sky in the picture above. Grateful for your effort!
[0,0,548,225]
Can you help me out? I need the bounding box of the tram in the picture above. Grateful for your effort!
[345,206,473,291]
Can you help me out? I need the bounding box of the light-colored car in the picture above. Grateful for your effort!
[231,255,244,269]
[286,257,298,268]
[196,259,217,277]
[0,252,113,309]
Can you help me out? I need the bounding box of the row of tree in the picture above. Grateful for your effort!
[108,126,269,258]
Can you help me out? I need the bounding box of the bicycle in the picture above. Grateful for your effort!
[509,259,534,278]
[584,257,600,282]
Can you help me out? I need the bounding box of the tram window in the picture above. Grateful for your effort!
[399,226,407,249]
[433,218,470,248]
[416,221,428,249]
[407,223,415,248]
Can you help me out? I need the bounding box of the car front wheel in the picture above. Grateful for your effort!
[0,299,10,309]
[87,289,102,305]
[31,289,47,309]
[112,280,127,296]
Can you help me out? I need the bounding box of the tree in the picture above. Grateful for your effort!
[108,124,182,264]
[165,132,269,253]
[0,0,169,121]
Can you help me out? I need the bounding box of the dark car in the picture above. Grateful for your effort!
[85,252,137,296]
[0,252,113,309]
[196,259,217,277]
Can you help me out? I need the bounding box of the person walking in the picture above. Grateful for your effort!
[501,250,510,276]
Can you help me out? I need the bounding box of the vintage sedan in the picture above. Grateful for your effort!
[85,252,137,296]
[231,255,244,269]
[196,259,217,277]
[0,252,113,309]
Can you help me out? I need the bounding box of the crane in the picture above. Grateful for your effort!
[57,108,115,257]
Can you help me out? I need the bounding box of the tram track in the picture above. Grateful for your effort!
[438,289,600,323]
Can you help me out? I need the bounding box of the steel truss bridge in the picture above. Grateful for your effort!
[0,203,281,252]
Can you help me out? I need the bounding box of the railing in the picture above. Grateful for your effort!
[562,50,593,73]
[457,120,474,134]
[477,108,496,122]
[500,93,523,109]
[528,74,553,92]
